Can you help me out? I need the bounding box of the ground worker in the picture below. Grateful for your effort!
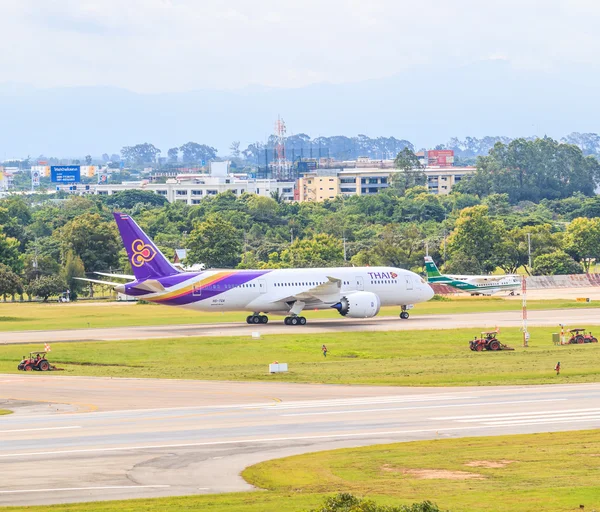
[322,344,327,357]
[554,361,561,375]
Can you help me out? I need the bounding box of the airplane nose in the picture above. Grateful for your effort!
[424,283,435,301]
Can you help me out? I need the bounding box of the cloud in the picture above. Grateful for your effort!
[1,0,600,92]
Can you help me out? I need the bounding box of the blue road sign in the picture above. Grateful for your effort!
[51,166,81,183]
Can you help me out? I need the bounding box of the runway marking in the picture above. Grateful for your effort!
[0,425,510,458]
[434,407,600,421]
[483,416,600,427]
[0,485,171,494]
[0,426,81,434]
[281,399,567,417]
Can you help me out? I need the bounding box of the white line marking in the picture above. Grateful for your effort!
[0,485,171,494]
[434,407,600,421]
[282,399,567,417]
[0,425,528,459]
[482,416,600,427]
[0,426,81,434]
[455,411,600,423]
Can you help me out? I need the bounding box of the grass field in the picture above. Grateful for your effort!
[0,297,597,332]
[3,430,599,512]
[0,409,12,415]
[1,326,599,385]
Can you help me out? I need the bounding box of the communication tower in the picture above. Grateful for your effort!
[272,116,291,180]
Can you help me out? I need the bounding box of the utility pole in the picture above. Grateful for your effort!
[527,232,532,270]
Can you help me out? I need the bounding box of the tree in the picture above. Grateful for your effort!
[0,229,22,273]
[179,142,218,164]
[533,250,583,276]
[445,205,505,273]
[276,234,344,268]
[186,214,242,268]
[563,217,600,272]
[0,263,23,301]
[229,140,241,158]
[167,147,179,163]
[22,253,61,283]
[368,224,425,269]
[85,155,92,165]
[104,190,168,209]
[120,143,161,166]
[57,213,121,272]
[391,148,426,195]
[62,251,86,299]
[25,275,66,302]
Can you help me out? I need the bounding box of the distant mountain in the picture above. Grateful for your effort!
[1,60,598,158]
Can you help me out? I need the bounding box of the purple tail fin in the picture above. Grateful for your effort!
[113,212,180,280]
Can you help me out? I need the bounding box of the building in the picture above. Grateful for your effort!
[89,175,296,204]
[297,166,475,202]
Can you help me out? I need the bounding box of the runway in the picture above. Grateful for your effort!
[1,375,600,506]
[2,307,600,344]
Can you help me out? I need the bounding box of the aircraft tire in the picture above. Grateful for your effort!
[290,317,299,326]
[284,317,290,325]
[299,317,307,325]
[260,315,268,324]
[246,316,253,324]
[252,316,261,324]
[400,312,409,320]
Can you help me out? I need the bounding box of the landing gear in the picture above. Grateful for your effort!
[246,314,268,324]
[284,316,307,326]
[400,306,410,320]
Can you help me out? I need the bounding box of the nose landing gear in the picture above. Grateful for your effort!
[399,305,411,320]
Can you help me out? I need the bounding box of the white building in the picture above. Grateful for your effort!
[89,175,295,204]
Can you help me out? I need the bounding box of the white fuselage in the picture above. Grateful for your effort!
[142,266,434,315]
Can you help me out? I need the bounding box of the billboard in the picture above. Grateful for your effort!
[31,170,40,187]
[51,166,81,183]
[427,150,454,167]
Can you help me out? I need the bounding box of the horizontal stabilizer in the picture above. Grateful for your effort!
[95,272,135,281]
[74,277,122,287]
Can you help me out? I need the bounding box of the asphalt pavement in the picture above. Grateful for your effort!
[1,376,599,506]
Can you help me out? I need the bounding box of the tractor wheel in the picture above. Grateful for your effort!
[590,337,598,344]
[24,366,32,371]
[576,335,585,344]
[489,340,501,351]
[39,360,50,371]
[475,344,484,352]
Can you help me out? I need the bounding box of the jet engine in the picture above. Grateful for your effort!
[333,292,381,318]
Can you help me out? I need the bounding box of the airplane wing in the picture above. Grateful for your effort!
[270,276,343,305]
[95,272,136,280]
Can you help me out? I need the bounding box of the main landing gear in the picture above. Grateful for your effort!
[284,316,307,326]
[246,314,268,324]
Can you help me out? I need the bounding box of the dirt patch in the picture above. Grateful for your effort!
[381,465,484,480]
[465,460,516,469]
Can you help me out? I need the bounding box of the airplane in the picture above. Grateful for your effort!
[79,213,434,325]
[424,256,521,296]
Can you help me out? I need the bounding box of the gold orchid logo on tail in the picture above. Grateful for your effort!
[131,239,157,267]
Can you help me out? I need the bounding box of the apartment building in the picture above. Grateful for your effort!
[297,166,475,202]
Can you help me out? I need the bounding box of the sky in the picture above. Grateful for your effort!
[2,0,600,93]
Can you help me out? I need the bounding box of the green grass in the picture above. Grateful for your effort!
[4,430,599,511]
[0,409,12,416]
[0,298,596,331]
[1,327,599,386]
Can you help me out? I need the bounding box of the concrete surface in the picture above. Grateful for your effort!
[1,375,600,506]
[2,307,599,345]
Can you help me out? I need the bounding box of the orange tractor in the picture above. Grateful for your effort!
[469,330,515,352]
[567,328,598,344]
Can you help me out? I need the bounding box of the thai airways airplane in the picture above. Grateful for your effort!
[83,213,434,325]
[424,256,521,296]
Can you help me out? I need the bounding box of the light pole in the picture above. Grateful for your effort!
[527,232,532,270]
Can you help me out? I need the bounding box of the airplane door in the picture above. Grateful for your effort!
[356,276,364,291]
[258,279,267,294]
[193,285,202,296]
[405,275,413,290]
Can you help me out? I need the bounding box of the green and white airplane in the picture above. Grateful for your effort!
[424,256,521,296]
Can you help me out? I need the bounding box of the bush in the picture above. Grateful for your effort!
[307,493,447,512]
